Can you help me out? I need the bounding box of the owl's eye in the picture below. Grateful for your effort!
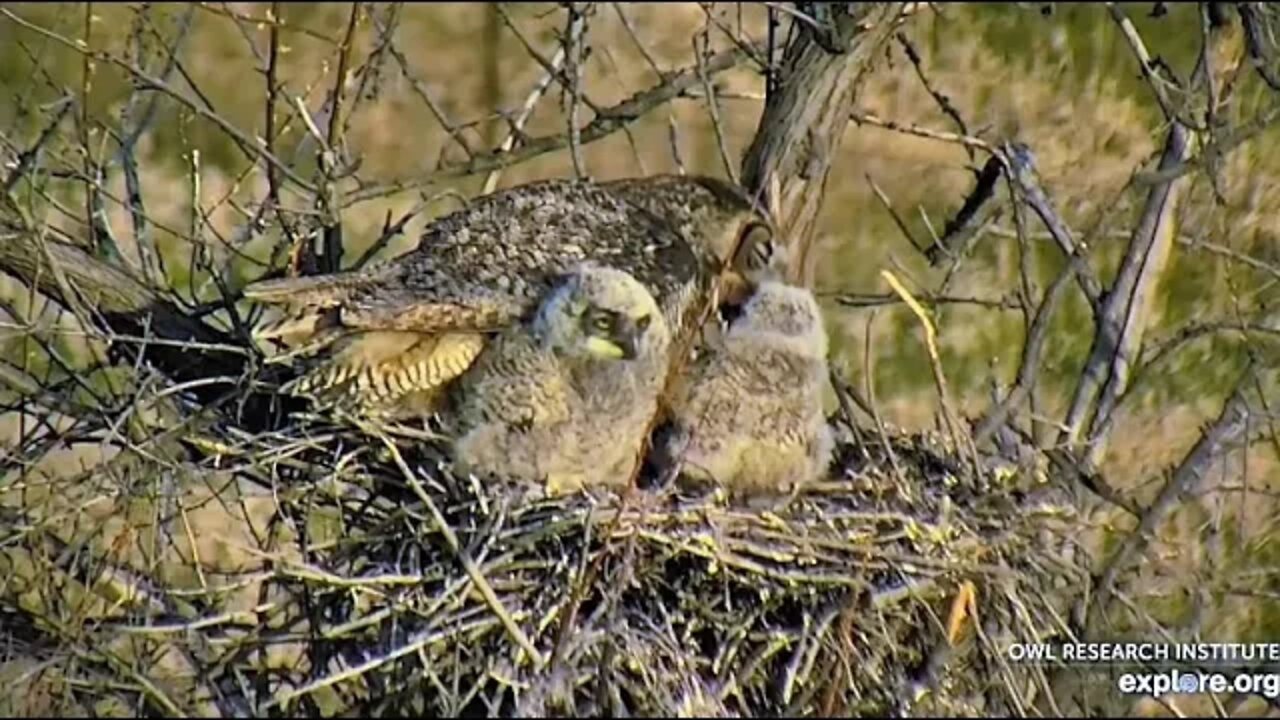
[636,315,651,332]
[589,312,613,333]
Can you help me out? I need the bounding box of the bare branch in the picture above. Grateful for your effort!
[1084,364,1271,625]
[194,2,341,46]
[927,155,1003,265]
[563,2,591,179]
[828,290,1020,312]
[611,2,664,79]
[1239,2,1280,90]
[894,31,974,163]
[373,11,476,161]
[344,41,760,206]
[1000,142,1104,313]
[1060,124,1192,451]
[2,95,74,194]
[1107,2,1190,126]
[0,6,316,194]
[482,8,575,194]
[972,260,1075,446]
[742,3,911,284]
[694,27,740,186]
[496,3,602,115]
[315,1,362,274]
[849,110,996,153]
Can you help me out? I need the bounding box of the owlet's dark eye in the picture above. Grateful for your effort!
[636,315,651,332]
[590,313,613,333]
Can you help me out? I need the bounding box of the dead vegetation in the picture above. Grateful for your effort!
[0,2,1278,717]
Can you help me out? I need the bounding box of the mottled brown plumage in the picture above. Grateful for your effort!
[244,174,772,416]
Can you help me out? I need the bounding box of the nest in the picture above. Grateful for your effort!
[1,394,1085,717]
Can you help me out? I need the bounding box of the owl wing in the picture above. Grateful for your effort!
[283,330,488,415]
[244,176,724,418]
[245,264,543,415]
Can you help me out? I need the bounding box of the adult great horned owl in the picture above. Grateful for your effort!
[445,264,669,495]
[653,279,833,498]
[243,175,771,417]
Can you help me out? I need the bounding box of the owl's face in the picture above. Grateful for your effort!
[727,280,828,360]
[535,264,668,362]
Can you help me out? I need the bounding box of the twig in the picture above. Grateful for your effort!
[865,173,926,256]
[2,95,73,194]
[262,0,301,276]
[481,13,573,194]
[194,2,341,45]
[1084,365,1263,624]
[352,200,426,270]
[375,432,546,668]
[1061,123,1191,453]
[372,11,475,161]
[112,4,196,285]
[1239,2,1280,90]
[1091,312,1280,449]
[828,290,1020,312]
[1107,2,1187,125]
[1135,105,1280,187]
[860,308,911,486]
[315,1,362,274]
[881,270,975,467]
[563,2,590,179]
[828,367,873,443]
[1177,234,1280,282]
[972,261,1076,446]
[849,110,997,154]
[667,113,687,175]
[610,2,664,79]
[695,28,740,186]
[0,7,316,194]
[1001,141,1104,313]
[344,41,759,205]
[928,155,1004,265]
[495,4,601,115]
[895,31,973,163]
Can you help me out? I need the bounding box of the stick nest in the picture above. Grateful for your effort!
[1,401,1084,717]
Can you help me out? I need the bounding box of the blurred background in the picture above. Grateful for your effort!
[1,3,1278,714]
[2,2,1275,483]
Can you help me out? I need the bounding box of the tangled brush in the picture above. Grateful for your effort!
[1,383,1084,717]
